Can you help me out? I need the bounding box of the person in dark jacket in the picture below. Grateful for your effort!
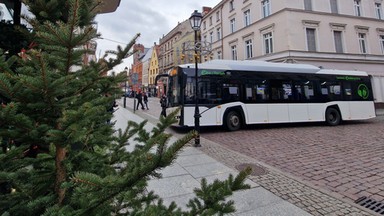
[143,91,149,110]
[106,93,118,124]
[160,94,167,117]
[136,90,145,110]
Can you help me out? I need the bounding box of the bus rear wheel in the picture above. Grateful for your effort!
[225,111,241,131]
[325,107,341,126]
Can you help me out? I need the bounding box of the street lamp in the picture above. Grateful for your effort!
[189,10,202,147]
[124,67,128,108]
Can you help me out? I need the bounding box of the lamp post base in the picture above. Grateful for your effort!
[194,112,201,147]
[194,135,201,147]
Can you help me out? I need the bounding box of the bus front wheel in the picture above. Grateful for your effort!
[325,107,341,126]
[225,111,242,131]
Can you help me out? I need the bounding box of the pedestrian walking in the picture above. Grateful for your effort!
[136,90,145,110]
[105,93,118,124]
[160,94,167,117]
[143,91,149,110]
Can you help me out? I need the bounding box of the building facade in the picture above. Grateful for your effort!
[158,20,193,75]
[130,44,146,91]
[201,0,384,103]
[141,46,153,93]
[148,44,160,96]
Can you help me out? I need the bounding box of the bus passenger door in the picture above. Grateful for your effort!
[268,80,290,123]
[244,83,269,124]
[288,82,311,122]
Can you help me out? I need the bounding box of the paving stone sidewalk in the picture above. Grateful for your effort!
[114,98,311,215]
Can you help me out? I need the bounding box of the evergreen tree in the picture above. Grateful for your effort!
[0,20,32,59]
[0,0,251,215]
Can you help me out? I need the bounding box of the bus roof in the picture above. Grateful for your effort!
[178,60,368,76]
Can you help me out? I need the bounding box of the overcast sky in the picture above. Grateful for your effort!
[95,0,221,72]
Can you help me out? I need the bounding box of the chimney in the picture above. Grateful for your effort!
[202,7,212,16]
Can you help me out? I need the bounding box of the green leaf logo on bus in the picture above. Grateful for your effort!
[358,84,369,99]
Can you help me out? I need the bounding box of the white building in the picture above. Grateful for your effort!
[201,0,384,104]
[141,47,153,91]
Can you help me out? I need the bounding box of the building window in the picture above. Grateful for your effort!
[330,0,338,13]
[231,45,237,60]
[203,21,206,30]
[304,0,312,10]
[306,28,316,52]
[245,39,253,59]
[244,9,251,27]
[380,35,384,54]
[263,32,273,54]
[230,18,236,33]
[217,51,222,59]
[333,31,343,53]
[375,3,383,19]
[230,0,234,11]
[306,28,317,51]
[262,0,271,18]
[358,33,367,54]
[210,31,214,43]
[209,16,213,26]
[354,0,362,16]
[204,35,207,42]
[216,11,220,21]
[217,27,222,40]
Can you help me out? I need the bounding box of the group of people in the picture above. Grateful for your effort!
[136,90,167,117]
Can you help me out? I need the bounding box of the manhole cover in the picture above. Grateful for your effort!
[355,196,384,215]
[236,163,268,176]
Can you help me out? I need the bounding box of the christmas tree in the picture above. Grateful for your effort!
[0,0,251,215]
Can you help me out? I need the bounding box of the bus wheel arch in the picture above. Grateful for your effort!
[223,107,244,131]
[325,106,342,126]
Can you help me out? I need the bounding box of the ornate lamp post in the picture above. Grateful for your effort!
[189,10,202,147]
[123,67,128,108]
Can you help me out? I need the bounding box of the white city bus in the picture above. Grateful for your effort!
[158,60,376,131]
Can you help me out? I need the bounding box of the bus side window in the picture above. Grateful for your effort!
[327,82,342,101]
[292,83,303,101]
[270,80,281,101]
[282,82,292,100]
[222,87,230,102]
[303,81,314,101]
[245,81,268,102]
[222,84,239,102]
[270,80,291,101]
[245,83,258,102]
[320,81,329,101]
[257,82,268,101]
[245,86,253,101]
[343,82,352,100]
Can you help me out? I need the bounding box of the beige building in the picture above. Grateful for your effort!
[201,0,384,103]
[158,20,193,75]
[173,31,195,65]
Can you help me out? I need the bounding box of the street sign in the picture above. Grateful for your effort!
[132,73,138,85]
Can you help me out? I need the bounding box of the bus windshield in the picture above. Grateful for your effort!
[170,67,237,106]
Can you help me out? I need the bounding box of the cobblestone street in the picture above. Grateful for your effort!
[201,117,384,204]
